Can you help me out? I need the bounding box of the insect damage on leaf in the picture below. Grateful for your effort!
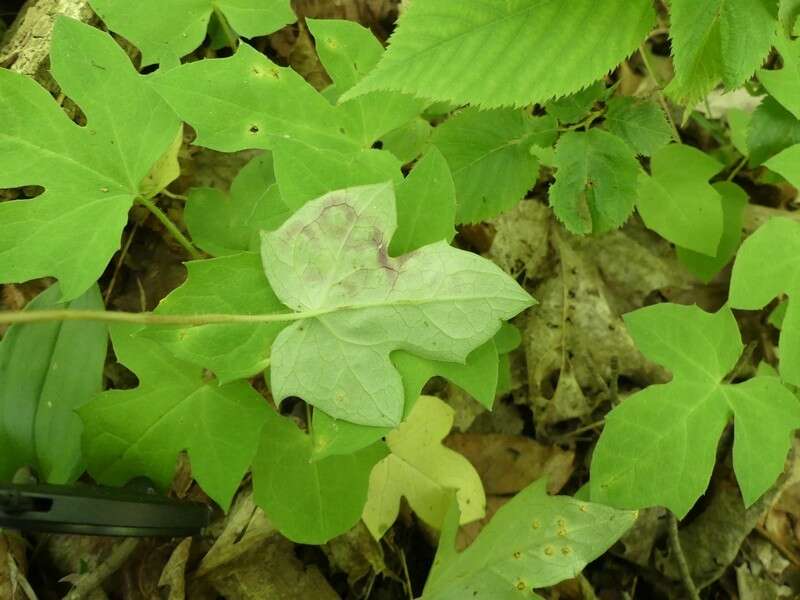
[261,182,534,426]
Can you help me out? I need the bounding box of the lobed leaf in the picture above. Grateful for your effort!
[590,304,800,517]
[81,324,268,510]
[362,395,485,539]
[261,183,533,426]
[422,479,637,599]
[89,0,295,66]
[0,18,181,300]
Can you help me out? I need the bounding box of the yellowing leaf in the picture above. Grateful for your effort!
[361,395,485,539]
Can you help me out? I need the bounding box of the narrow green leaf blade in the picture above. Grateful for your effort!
[0,284,106,483]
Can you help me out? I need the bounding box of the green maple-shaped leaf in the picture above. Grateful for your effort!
[730,218,800,386]
[261,183,533,426]
[307,18,425,149]
[603,97,673,157]
[362,395,486,539]
[141,253,288,383]
[590,303,800,517]
[89,0,295,66]
[80,324,268,510]
[430,108,557,224]
[675,181,747,283]
[342,0,655,109]
[636,144,725,255]
[0,18,181,301]
[184,153,288,257]
[667,0,777,104]
[759,35,800,119]
[422,479,637,600]
[252,407,387,544]
[549,129,641,235]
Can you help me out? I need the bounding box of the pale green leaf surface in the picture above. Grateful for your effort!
[422,479,637,599]
[431,109,557,223]
[0,284,106,484]
[271,136,403,211]
[89,0,294,66]
[343,0,655,109]
[604,97,673,156]
[185,153,288,256]
[780,0,800,33]
[142,253,287,383]
[261,183,533,425]
[747,96,800,165]
[362,395,485,539]
[591,304,800,516]
[252,407,387,544]
[765,143,800,188]
[667,0,777,104]
[759,35,800,119]
[150,44,356,153]
[307,18,425,148]
[676,181,747,282]
[730,218,800,385]
[636,144,724,255]
[549,129,641,235]
[0,18,180,300]
[81,324,268,510]
[311,322,501,461]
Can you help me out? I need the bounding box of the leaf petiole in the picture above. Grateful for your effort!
[134,196,203,260]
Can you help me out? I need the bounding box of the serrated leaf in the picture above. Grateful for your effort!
[0,284,106,484]
[636,144,724,255]
[747,96,800,165]
[307,18,425,148]
[150,43,356,153]
[590,304,800,517]
[666,0,777,104]
[603,97,673,156]
[422,479,637,600]
[676,181,747,282]
[185,153,288,257]
[252,407,387,544]
[89,0,295,66]
[758,35,800,119]
[362,395,485,539]
[545,81,606,124]
[142,253,287,383]
[342,0,655,109]
[80,323,269,510]
[727,107,752,156]
[0,17,180,300]
[765,143,800,188]
[549,129,641,235]
[431,108,557,223]
[730,218,800,386]
[261,183,533,426]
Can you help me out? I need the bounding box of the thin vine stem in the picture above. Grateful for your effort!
[639,44,681,143]
[668,512,701,600]
[0,309,310,326]
[134,196,203,260]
